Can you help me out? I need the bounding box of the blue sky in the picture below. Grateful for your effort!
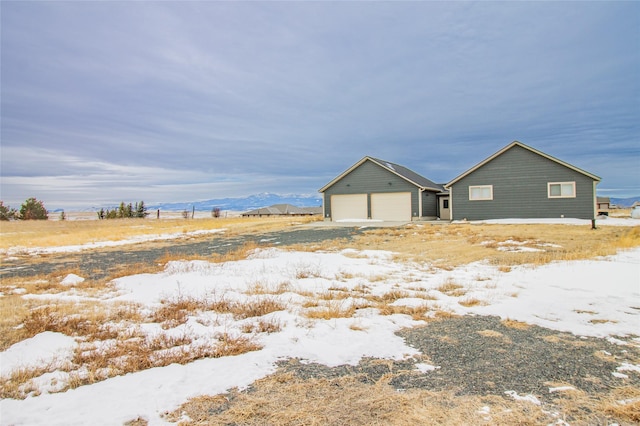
[1,1,638,210]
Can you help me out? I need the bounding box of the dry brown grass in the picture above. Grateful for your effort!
[437,278,467,297]
[164,372,569,426]
[1,329,263,399]
[376,304,431,320]
[602,386,640,423]
[345,222,640,269]
[22,301,142,339]
[151,294,286,329]
[241,318,283,334]
[304,300,356,320]
[459,297,487,307]
[0,216,320,251]
[66,332,262,391]
[501,318,531,330]
[0,294,32,350]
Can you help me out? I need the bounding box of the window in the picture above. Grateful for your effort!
[548,182,576,198]
[443,199,449,209]
[469,185,493,200]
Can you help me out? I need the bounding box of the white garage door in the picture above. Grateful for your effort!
[331,194,368,221]
[371,192,412,221]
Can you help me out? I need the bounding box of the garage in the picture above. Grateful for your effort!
[330,194,368,221]
[371,192,412,221]
[320,157,445,222]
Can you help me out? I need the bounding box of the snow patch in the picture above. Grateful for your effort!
[60,273,85,286]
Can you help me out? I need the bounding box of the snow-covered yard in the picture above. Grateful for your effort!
[1,220,639,425]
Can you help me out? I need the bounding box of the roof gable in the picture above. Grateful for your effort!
[319,156,443,193]
[445,141,601,188]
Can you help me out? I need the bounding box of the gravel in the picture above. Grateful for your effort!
[278,315,639,399]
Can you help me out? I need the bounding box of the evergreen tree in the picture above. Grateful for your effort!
[19,197,48,220]
[136,201,148,218]
[0,201,17,221]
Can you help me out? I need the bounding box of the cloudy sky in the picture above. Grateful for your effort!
[1,1,638,210]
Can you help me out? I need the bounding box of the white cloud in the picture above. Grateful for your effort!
[1,1,638,208]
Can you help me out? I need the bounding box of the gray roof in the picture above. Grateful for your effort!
[369,157,445,191]
[319,156,445,193]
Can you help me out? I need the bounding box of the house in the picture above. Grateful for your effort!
[318,156,445,221]
[444,141,601,221]
[242,204,321,217]
[319,141,601,222]
[597,197,610,216]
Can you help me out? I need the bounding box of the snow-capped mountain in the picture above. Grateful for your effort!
[149,193,322,212]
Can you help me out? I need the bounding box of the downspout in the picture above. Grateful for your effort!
[418,188,424,221]
[449,187,453,221]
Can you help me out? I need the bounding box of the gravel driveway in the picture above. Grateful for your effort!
[0,226,365,280]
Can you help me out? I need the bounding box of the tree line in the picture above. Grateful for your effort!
[98,201,148,219]
[0,198,150,221]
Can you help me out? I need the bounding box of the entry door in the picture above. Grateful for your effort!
[439,196,450,220]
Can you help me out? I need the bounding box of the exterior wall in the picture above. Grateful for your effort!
[421,190,438,218]
[449,145,596,220]
[323,160,432,219]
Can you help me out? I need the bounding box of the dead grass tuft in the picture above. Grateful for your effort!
[0,364,53,399]
[458,297,487,307]
[304,300,356,320]
[602,386,640,423]
[437,278,467,297]
[123,417,148,426]
[376,304,430,320]
[151,296,210,329]
[379,289,411,303]
[22,302,141,341]
[501,318,531,330]
[242,318,283,334]
[151,295,285,328]
[229,298,286,320]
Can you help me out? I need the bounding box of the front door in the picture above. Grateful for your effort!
[439,196,450,220]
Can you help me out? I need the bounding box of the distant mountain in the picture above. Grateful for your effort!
[609,196,640,208]
[149,193,322,212]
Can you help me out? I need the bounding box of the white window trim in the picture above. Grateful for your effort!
[548,181,576,198]
[469,185,493,201]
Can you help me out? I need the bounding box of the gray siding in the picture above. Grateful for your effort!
[422,191,438,218]
[323,160,438,219]
[450,145,596,220]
